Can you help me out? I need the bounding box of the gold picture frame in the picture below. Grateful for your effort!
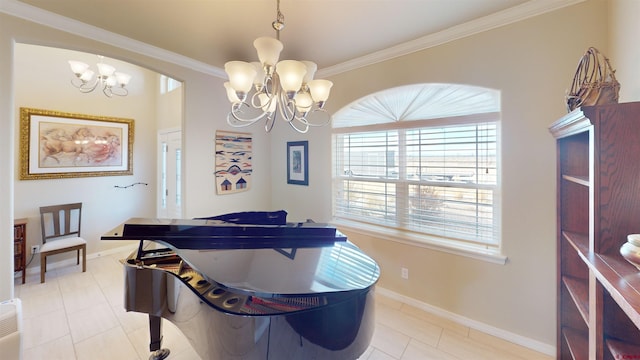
[19,107,134,180]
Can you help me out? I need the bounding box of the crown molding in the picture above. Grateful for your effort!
[317,0,586,78]
[0,0,226,78]
[1,0,584,80]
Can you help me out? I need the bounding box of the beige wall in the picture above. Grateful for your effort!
[13,44,159,267]
[4,0,640,354]
[157,79,183,131]
[609,0,640,102]
[270,0,607,350]
[0,13,273,300]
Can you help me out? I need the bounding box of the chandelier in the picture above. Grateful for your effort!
[68,55,132,97]
[223,0,333,133]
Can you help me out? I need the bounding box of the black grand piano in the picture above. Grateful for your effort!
[102,212,380,360]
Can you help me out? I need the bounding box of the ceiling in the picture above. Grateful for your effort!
[9,0,577,75]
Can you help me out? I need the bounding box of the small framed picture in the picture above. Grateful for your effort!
[287,141,308,186]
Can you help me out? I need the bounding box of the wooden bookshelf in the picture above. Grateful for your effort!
[14,218,27,284]
[550,102,640,359]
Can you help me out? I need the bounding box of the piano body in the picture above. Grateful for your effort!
[102,216,380,360]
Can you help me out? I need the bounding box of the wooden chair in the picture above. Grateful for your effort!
[39,202,87,283]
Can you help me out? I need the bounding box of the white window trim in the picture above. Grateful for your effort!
[332,218,507,265]
[331,84,504,264]
[160,74,182,94]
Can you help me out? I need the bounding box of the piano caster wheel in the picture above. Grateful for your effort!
[149,348,170,360]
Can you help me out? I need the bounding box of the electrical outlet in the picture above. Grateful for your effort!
[31,245,39,254]
[401,267,409,279]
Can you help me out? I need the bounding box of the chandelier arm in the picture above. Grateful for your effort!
[227,102,270,127]
[227,112,263,128]
[292,110,311,123]
[304,108,332,127]
[287,106,331,129]
[249,91,264,109]
[264,114,276,132]
[288,119,310,134]
[71,78,100,93]
[108,86,129,97]
[276,91,297,123]
[282,107,330,134]
[249,89,278,111]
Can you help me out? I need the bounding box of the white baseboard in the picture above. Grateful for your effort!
[375,287,556,357]
[20,243,137,277]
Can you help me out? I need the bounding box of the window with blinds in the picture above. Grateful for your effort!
[332,122,499,252]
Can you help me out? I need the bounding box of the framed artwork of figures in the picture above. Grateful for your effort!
[19,107,133,180]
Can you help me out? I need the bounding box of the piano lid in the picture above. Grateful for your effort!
[102,217,346,250]
[104,217,379,296]
[174,242,380,296]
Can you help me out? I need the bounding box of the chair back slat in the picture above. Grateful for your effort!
[40,202,83,244]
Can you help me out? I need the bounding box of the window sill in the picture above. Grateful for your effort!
[331,219,508,265]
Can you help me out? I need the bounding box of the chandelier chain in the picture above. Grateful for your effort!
[272,0,285,40]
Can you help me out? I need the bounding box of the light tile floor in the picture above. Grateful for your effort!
[14,250,553,360]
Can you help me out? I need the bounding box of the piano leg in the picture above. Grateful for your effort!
[148,315,170,360]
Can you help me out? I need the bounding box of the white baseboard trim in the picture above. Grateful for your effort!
[20,243,137,277]
[375,287,556,357]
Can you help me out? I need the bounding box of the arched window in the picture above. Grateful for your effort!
[332,84,503,262]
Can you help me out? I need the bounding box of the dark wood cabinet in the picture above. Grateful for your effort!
[14,218,27,284]
[550,102,640,359]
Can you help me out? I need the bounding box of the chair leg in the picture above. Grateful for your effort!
[77,249,80,265]
[40,253,45,283]
[82,245,86,273]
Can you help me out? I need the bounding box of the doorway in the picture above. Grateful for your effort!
[158,129,182,218]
